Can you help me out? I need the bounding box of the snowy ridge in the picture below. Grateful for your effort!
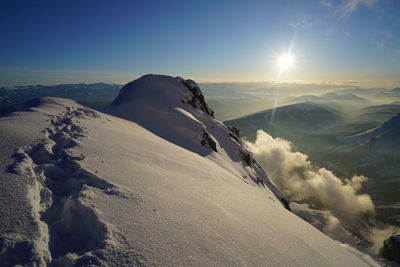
[110,74,289,209]
[0,76,378,266]
[343,113,400,140]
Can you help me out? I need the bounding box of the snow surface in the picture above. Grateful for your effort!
[291,202,365,248]
[291,202,384,266]
[0,75,378,266]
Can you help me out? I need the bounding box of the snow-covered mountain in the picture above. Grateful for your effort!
[332,114,400,227]
[0,75,377,266]
[0,83,121,111]
[338,113,400,157]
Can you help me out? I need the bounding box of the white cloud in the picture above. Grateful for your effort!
[321,0,378,36]
[320,0,333,8]
[244,130,374,214]
[244,130,395,252]
[335,0,378,18]
[289,17,313,28]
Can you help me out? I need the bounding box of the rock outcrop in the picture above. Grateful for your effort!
[381,230,400,262]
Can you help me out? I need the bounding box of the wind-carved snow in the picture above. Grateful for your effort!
[7,106,140,265]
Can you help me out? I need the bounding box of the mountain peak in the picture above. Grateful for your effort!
[111,74,214,117]
[109,75,289,207]
[109,74,220,156]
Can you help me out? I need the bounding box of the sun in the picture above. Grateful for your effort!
[278,53,294,70]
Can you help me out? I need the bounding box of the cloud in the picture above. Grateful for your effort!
[289,17,313,29]
[320,0,333,9]
[245,130,394,251]
[244,130,374,214]
[321,0,378,36]
[335,0,378,18]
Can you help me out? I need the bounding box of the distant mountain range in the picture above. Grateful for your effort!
[224,102,343,141]
[0,83,121,114]
[355,102,400,124]
[225,100,400,227]
[289,92,368,104]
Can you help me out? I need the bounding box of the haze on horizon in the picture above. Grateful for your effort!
[1,0,399,88]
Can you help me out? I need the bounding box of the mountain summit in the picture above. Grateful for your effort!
[0,75,375,266]
[110,74,289,207]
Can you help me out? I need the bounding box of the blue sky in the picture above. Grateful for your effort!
[0,0,399,86]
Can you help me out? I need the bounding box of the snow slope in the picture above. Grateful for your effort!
[0,75,376,266]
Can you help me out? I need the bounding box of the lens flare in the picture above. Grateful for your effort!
[278,54,294,70]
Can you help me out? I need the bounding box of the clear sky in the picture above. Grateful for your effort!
[0,0,399,86]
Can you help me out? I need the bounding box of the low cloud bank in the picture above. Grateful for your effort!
[245,130,373,214]
[245,130,394,252]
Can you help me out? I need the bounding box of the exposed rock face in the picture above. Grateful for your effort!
[200,129,217,152]
[381,231,400,262]
[181,78,214,118]
[241,148,253,167]
[227,126,241,143]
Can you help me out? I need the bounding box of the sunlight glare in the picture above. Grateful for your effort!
[278,54,294,70]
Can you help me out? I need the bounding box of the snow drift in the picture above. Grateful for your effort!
[0,75,378,266]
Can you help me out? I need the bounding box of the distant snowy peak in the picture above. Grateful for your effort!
[379,112,400,132]
[338,112,400,157]
[347,112,400,140]
[381,112,400,126]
